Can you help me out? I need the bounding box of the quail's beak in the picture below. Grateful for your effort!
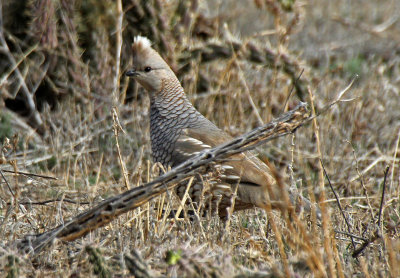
[126,68,139,77]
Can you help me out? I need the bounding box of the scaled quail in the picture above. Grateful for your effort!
[126,36,312,218]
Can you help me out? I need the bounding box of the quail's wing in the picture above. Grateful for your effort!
[170,126,227,167]
[172,127,257,213]
[171,126,283,210]
[173,127,273,185]
[171,133,212,167]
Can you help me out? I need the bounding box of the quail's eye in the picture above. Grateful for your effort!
[144,67,152,72]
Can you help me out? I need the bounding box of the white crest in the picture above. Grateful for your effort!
[133,36,152,49]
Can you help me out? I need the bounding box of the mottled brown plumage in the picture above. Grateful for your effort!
[126,36,298,217]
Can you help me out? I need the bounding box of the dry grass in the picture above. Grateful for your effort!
[1,0,399,277]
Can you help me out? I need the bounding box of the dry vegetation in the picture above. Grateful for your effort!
[0,0,399,277]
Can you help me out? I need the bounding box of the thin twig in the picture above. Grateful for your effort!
[236,61,264,125]
[378,166,389,226]
[1,169,57,180]
[307,75,358,122]
[174,177,194,222]
[321,159,356,249]
[348,140,375,219]
[6,198,90,206]
[113,0,123,105]
[112,108,130,190]
[352,232,380,258]
[283,68,304,113]
[0,169,16,199]
[330,228,368,242]
[0,169,35,228]
[390,128,400,195]
[351,166,389,258]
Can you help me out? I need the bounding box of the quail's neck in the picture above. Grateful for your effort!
[151,76,195,116]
